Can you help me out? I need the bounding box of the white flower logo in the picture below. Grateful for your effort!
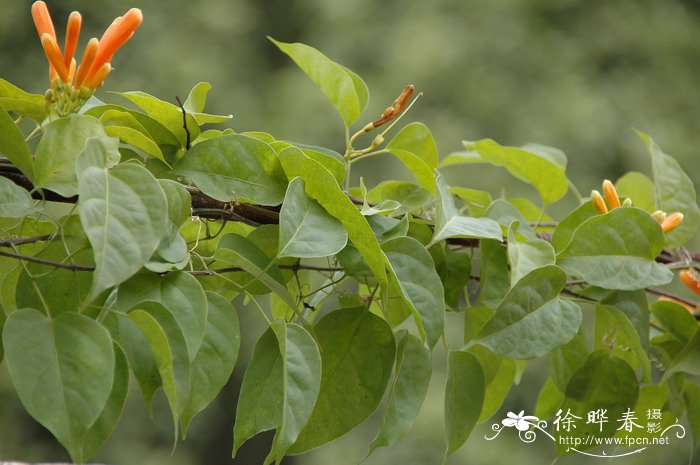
[502,411,539,431]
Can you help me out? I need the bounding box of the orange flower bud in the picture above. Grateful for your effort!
[591,190,608,214]
[602,179,621,209]
[661,212,684,233]
[84,62,112,90]
[89,8,142,78]
[64,12,82,68]
[40,33,69,83]
[74,38,99,89]
[31,1,56,41]
[680,269,700,296]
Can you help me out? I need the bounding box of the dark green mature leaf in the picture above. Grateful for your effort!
[550,202,597,253]
[0,78,47,122]
[662,328,700,382]
[430,175,502,245]
[181,292,240,436]
[468,265,582,359]
[507,221,555,285]
[601,290,649,351]
[595,305,651,382]
[290,307,395,454]
[278,177,348,258]
[549,329,588,391]
[35,114,120,197]
[270,38,368,127]
[278,146,388,287]
[128,303,191,438]
[386,122,439,192]
[442,247,471,311]
[442,139,568,204]
[0,177,36,218]
[174,134,288,205]
[444,351,484,460]
[557,207,672,290]
[369,332,431,453]
[383,237,445,348]
[111,271,207,364]
[651,300,698,344]
[77,138,168,298]
[477,239,510,308]
[637,130,700,247]
[3,309,115,462]
[0,105,34,180]
[80,345,129,461]
[615,171,656,213]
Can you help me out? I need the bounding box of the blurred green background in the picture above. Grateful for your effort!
[1,0,699,464]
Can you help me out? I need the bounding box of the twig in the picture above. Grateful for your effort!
[175,95,191,150]
[0,234,53,248]
[0,249,94,271]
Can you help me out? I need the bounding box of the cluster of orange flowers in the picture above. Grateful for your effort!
[591,179,683,234]
[31,1,142,116]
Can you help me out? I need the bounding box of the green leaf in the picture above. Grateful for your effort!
[266,321,322,464]
[269,38,368,126]
[35,114,120,197]
[183,82,233,125]
[278,177,348,258]
[386,122,439,192]
[548,329,588,391]
[110,271,207,363]
[637,130,700,247]
[430,175,502,246]
[217,233,296,308]
[77,139,168,298]
[85,104,181,147]
[683,380,700,449]
[3,309,115,462]
[115,91,200,146]
[368,181,433,215]
[382,236,445,348]
[469,346,515,423]
[173,134,288,205]
[444,351,484,460]
[450,187,493,218]
[278,146,387,287]
[441,247,472,311]
[595,305,651,382]
[600,290,649,352]
[369,332,431,454]
[651,300,698,344]
[128,303,191,438]
[485,199,535,239]
[556,207,672,290]
[181,292,240,436]
[662,328,700,382]
[442,139,568,204]
[550,202,598,253]
[289,307,395,454]
[80,345,129,461]
[0,176,36,218]
[0,105,34,180]
[0,77,47,122]
[535,378,565,419]
[477,239,510,308]
[615,171,656,213]
[145,180,191,272]
[468,265,582,359]
[507,221,555,285]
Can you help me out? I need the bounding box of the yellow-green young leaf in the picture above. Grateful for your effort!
[507,221,555,285]
[469,345,515,424]
[382,236,445,348]
[181,292,240,437]
[0,177,36,218]
[683,380,700,448]
[35,114,120,197]
[369,331,431,455]
[77,138,169,299]
[115,91,200,146]
[173,134,288,205]
[80,345,129,461]
[183,82,233,125]
[430,175,502,246]
[534,378,565,420]
[278,146,388,288]
[0,105,34,180]
[110,271,207,363]
[468,265,582,359]
[637,130,700,247]
[0,78,47,122]
[269,38,368,127]
[556,207,672,290]
[128,303,191,439]
[99,109,166,162]
[442,139,569,204]
[386,122,439,192]
[85,104,181,147]
[289,307,395,454]
[278,177,348,258]
[558,350,639,451]
[595,305,651,382]
[444,351,484,460]
[450,187,493,217]
[615,171,657,213]
[3,309,115,463]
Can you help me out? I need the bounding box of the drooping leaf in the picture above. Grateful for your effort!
[0,176,36,218]
[0,105,34,180]
[278,177,348,258]
[556,207,673,290]
[77,138,168,298]
[3,309,115,462]
[382,236,445,348]
[430,175,502,246]
[444,350,484,460]
[386,122,439,192]
[507,220,555,285]
[468,265,582,359]
[269,38,368,126]
[289,307,395,454]
[637,130,700,247]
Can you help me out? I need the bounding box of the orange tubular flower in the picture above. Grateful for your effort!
[661,212,684,233]
[680,269,700,296]
[30,1,143,116]
[602,179,621,209]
